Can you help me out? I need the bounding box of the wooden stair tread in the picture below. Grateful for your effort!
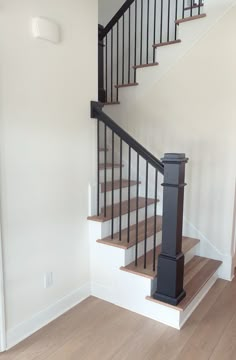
[175,13,206,24]
[184,3,204,11]
[99,163,123,170]
[115,83,139,89]
[101,179,141,193]
[97,215,162,249]
[103,102,120,105]
[88,197,158,223]
[120,237,200,279]
[133,62,159,69]
[153,39,181,48]
[146,256,222,311]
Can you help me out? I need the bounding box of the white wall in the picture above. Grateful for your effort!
[103,6,236,276]
[0,0,97,348]
[99,0,124,26]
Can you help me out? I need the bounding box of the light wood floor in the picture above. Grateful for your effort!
[1,276,236,360]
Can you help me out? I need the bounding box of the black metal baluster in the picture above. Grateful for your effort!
[167,0,171,42]
[122,14,125,84]
[153,0,157,62]
[128,6,131,83]
[190,0,193,17]
[111,131,115,238]
[160,0,163,44]
[153,168,158,271]
[144,161,148,269]
[134,0,137,82]
[104,125,107,217]
[98,25,105,103]
[182,0,185,19]
[105,36,108,102]
[111,28,113,102]
[116,22,119,102]
[140,0,143,64]
[198,0,201,15]
[135,154,139,266]
[127,146,131,243]
[146,0,150,64]
[97,120,100,216]
[175,0,178,40]
[119,139,123,240]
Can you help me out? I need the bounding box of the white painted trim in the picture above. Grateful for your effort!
[0,172,6,352]
[0,219,6,352]
[7,282,90,350]
[231,179,236,270]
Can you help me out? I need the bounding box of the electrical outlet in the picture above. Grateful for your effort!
[44,272,53,289]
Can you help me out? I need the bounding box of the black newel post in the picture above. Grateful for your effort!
[98,25,106,103]
[154,153,188,306]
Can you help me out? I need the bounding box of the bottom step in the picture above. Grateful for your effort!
[120,237,200,279]
[147,256,222,311]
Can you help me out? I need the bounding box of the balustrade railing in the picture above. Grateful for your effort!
[98,0,205,103]
[91,101,188,305]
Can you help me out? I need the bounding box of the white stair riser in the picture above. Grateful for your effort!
[99,203,157,238]
[99,151,113,164]
[124,234,197,272]
[125,231,162,266]
[100,186,137,207]
[99,167,128,182]
[184,245,199,265]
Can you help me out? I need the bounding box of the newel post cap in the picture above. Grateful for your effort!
[161,153,189,164]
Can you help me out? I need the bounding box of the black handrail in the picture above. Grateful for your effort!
[91,101,164,174]
[99,0,136,40]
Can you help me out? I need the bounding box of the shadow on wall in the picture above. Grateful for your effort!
[231,178,236,269]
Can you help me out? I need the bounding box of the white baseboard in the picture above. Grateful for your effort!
[6,282,90,351]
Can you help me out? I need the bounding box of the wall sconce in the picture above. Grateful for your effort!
[32,17,61,44]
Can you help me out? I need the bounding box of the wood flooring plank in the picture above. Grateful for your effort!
[0,279,231,360]
[177,278,236,359]
[209,310,236,360]
[44,302,152,360]
[5,297,104,360]
[145,279,227,360]
[0,280,229,360]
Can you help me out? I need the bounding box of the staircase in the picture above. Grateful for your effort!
[88,0,223,329]
[98,0,207,105]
